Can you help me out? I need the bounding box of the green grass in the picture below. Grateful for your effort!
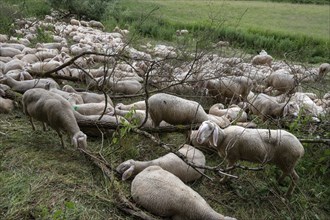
[1,104,329,219]
[105,0,329,63]
[115,0,329,41]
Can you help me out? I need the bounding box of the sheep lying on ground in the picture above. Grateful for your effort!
[115,101,146,111]
[62,84,113,106]
[196,120,304,196]
[22,88,87,149]
[73,102,114,116]
[131,165,236,220]
[209,103,248,122]
[290,92,325,121]
[0,76,59,93]
[117,144,205,183]
[251,50,273,67]
[0,96,14,113]
[148,93,209,127]
[265,70,298,95]
[202,76,253,103]
[249,93,300,121]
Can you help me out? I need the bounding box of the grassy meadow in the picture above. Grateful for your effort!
[107,0,329,63]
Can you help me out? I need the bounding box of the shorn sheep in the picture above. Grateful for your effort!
[196,120,304,196]
[116,144,205,183]
[131,165,236,220]
[148,93,209,127]
[22,88,87,149]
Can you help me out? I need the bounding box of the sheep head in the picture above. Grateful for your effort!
[283,102,300,117]
[116,159,135,180]
[72,131,87,149]
[196,120,220,148]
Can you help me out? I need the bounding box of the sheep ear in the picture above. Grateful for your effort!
[211,125,219,147]
[122,165,135,181]
[283,104,289,117]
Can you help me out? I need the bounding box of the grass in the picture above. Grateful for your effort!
[105,0,330,63]
[1,101,330,219]
[114,0,329,41]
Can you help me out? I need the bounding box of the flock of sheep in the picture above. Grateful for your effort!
[1,12,330,219]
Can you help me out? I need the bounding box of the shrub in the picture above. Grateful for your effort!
[47,0,113,20]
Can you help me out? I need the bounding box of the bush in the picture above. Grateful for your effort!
[47,0,113,20]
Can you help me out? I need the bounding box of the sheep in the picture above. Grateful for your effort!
[73,102,114,116]
[131,165,236,220]
[251,50,273,67]
[22,88,87,149]
[62,84,113,106]
[0,47,22,57]
[0,76,59,93]
[289,92,325,121]
[70,18,80,26]
[176,29,189,36]
[115,101,146,111]
[209,103,248,122]
[249,93,300,121]
[114,107,153,127]
[0,96,14,113]
[26,61,62,74]
[207,114,231,128]
[88,20,104,30]
[202,76,253,103]
[3,59,25,74]
[196,120,304,196]
[117,144,205,182]
[45,83,84,105]
[265,70,298,95]
[90,78,142,95]
[148,93,209,127]
[318,63,330,79]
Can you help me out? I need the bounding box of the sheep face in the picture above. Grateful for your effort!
[196,121,219,148]
[283,102,300,117]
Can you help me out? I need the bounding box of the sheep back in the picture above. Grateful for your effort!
[148,93,208,126]
[131,166,232,220]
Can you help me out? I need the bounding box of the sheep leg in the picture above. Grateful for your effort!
[57,131,66,148]
[277,171,287,184]
[29,117,36,131]
[285,170,299,197]
[220,160,235,183]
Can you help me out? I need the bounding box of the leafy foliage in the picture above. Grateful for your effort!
[47,0,114,20]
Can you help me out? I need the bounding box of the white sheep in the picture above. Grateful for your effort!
[131,165,236,220]
[115,101,146,111]
[265,69,298,95]
[116,144,205,182]
[289,92,325,121]
[251,50,273,67]
[62,84,113,106]
[0,47,22,57]
[148,93,209,127]
[0,76,59,93]
[196,120,304,196]
[318,63,330,79]
[249,93,300,121]
[0,96,14,113]
[88,20,104,30]
[202,76,253,103]
[209,103,248,122]
[73,102,114,116]
[22,88,87,149]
